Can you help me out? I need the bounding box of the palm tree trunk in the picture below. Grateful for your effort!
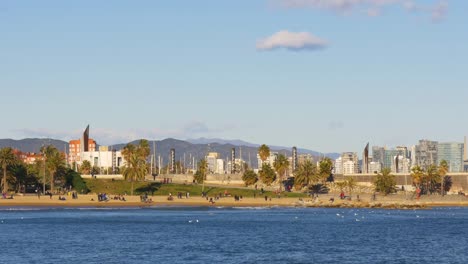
[131,181,134,196]
[2,165,7,194]
[50,170,55,194]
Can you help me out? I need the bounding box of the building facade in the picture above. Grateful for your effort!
[438,142,464,172]
[413,140,438,170]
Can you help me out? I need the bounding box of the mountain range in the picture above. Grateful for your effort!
[0,138,340,168]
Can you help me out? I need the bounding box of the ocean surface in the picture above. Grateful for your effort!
[0,206,467,264]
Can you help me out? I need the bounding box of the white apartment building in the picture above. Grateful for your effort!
[334,157,343,174]
[343,160,357,175]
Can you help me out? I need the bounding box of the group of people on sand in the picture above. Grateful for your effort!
[96,193,109,202]
[1,193,14,199]
[140,193,152,203]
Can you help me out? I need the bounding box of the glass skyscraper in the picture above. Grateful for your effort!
[438,142,464,172]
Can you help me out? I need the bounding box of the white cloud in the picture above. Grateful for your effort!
[256,30,328,51]
[273,0,449,20]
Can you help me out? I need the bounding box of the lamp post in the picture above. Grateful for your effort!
[42,152,46,194]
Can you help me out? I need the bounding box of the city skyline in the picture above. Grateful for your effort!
[1,0,467,152]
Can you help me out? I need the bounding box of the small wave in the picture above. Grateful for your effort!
[231,207,271,210]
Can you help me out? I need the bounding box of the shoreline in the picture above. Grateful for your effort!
[1,195,467,209]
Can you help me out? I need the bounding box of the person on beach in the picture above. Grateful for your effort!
[264,196,268,201]
[340,191,345,200]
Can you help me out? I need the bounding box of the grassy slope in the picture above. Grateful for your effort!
[83,179,306,198]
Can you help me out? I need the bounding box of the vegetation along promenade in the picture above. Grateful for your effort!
[1,142,467,209]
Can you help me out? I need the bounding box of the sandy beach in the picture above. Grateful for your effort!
[1,193,467,208]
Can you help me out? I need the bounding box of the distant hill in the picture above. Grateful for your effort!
[112,138,340,169]
[0,137,340,168]
[187,138,340,159]
[0,138,69,153]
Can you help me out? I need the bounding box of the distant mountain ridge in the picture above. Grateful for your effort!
[0,138,69,153]
[0,137,340,168]
[187,138,340,159]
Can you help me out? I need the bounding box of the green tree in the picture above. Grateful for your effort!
[425,164,440,194]
[273,154,290,192]
[9,162,28,193]
[259,163,276,186]
[242,170,258,187]
[438,160,449,196]
[0,147,16,193]
[293,160,317,190]
[374,167,396,195]
[121,140,150,195]
[318,158,333,183]
[80,160,92,174]
[194,159,208,192]
[411,165,424,189]
[42,146,65,193]
[258,144,271,163]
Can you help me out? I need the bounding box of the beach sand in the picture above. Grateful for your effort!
[1,194,467,208]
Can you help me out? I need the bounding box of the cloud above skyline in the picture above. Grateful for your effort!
[256,30,328,51]
[273,0,448,21]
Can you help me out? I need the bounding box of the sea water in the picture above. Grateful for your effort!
[0,206,466,263]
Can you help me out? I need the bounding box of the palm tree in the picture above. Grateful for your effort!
[425,164,439,195]
[122,140,150,196]
[294,160,317,190]
[258,163,276,186]
[258,144,271,163]
[80,160,92,175]
[318,158,333,183]
[0,147,16,194]
[374,167,396,195]
[242,170,258,187]
[438,160,449,196]
[43,147,65,193]
[411,165,424,194]
[273,154,289,192]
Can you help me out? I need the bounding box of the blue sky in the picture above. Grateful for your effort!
[0,0,466,153]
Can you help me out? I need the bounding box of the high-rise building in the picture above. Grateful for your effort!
[393,155,411,173]
[464,136,467,161]
[384,149,400,169]
[369,161,382,174]
[414,140,438,170]
[438,142,464,172]
[334,157,343,174]
[372,146,385,168]
[292,147,298,172]
[362,143,369,174]
[68,125,96,164]
[341,152,359,174]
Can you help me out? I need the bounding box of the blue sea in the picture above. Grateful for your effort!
[0,206,467,264]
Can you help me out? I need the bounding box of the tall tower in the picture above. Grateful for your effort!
[231,148,236,174]
[363,143,369,174]
[170,149,176,174]
[292,147,298,172]
[81,125,90,153]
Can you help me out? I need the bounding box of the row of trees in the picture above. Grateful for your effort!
[240,144,334,192]
[0,145,67,194]
[371,160,452,196]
